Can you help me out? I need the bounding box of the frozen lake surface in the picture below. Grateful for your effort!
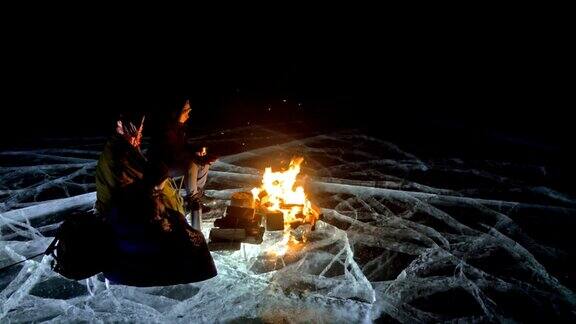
[1,126,575,322]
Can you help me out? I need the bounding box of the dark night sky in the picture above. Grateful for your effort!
[0,17,571,153]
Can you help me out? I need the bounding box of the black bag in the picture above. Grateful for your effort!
[46,213,113,280]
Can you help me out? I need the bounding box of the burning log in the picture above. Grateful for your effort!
[280,203,304,209]
[208,192,264,250]
[209,228,246,241]
[209,227,265,245]
[289,218,304,230]
[208,241,241,251]
[230,191,255,208]
[264,211,284,231]
[214,206,261,229]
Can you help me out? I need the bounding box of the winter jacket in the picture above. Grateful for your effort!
[95,134,147,217]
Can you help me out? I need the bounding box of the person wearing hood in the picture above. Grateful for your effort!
[95,115,146,218]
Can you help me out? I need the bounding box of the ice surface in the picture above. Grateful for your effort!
[1,127,575,322]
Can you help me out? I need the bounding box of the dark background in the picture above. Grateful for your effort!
[0,17,572,165]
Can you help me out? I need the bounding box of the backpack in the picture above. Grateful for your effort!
[46,213,113,280]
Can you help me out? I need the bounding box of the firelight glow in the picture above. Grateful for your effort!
[251,157,317,255]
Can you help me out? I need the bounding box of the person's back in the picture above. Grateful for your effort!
[103,164,218,286]
[95,118,146,217]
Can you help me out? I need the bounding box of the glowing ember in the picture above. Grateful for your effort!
[252,157,319,256]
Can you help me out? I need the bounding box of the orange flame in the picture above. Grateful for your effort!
[252,157,317,256]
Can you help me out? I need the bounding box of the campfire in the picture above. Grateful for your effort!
[207,157,321,255]
[251,157,321,255]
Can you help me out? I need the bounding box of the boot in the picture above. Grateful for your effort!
[184,195,202,231]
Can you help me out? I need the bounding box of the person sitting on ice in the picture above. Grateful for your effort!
[95,114,146,218]
[103,162,217,286]
[148,97,217,219]
[47,115,146,281]
[92,113,216,286]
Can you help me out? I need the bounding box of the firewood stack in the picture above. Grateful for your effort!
[208,192,265,251]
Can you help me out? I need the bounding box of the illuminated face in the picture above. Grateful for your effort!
[179,99,191,124]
